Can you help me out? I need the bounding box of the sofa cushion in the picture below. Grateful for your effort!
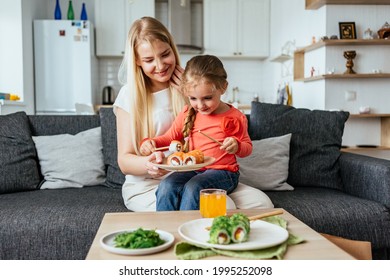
[32,127,106,189]
[0,186,126,259]
[0,111,40,194]
[249,102,349,190]
[266,187,390,250]
[237,134,293,191]
[99,108,125,189]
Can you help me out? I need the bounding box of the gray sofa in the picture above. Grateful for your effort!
[0,102,389,260]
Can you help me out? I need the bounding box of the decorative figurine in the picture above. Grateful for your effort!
[378,22,390,39]
[343,50,357,74]
[310,67,315,77]
[363,28,375,39]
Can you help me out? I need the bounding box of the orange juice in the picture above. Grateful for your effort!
[199,189,227,218]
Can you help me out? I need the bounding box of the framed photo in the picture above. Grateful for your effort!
[339,22,357,39]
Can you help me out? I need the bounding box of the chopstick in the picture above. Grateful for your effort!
[247,209,284,221]
[198,130,223,146]
[154,146,169,151]
[205,209,284,231]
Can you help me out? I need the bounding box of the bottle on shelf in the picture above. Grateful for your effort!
[54,0,62,20]
[80,3,88,20]
[67,0,74,20]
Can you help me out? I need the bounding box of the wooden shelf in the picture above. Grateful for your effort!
[342,146,390,151]
[270,54,293,63]
[306,0,390,10]
[294,39,390,81]
[296,73,390,82]
[349,114,390,118]
[295,39,390,54]
[346,114,390,148]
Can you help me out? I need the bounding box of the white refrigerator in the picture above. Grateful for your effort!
[33,20,97,114]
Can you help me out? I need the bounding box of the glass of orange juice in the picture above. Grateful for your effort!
[199,189,227,218]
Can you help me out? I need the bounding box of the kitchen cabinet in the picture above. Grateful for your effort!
[95,0,154,56]
[203,0,269,59]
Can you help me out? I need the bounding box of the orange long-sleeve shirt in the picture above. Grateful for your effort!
[153,104,252,172]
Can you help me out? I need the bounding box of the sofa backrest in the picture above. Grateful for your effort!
[248,101,349,190]
[28,115,100,136]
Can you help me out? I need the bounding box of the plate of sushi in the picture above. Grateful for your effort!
[178,213,289,250]
[152,149,215,172]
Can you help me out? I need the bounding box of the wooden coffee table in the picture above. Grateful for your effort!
[86,208,355,260]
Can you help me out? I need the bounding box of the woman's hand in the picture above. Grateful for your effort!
[145,151,169,178]
[170,65,184,90]
[220,137,239,154]
[140,139,156,156]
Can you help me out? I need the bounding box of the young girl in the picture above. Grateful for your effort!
[114,16,188,211]
[140,55,253,211]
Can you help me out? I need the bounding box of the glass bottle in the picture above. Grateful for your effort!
[54,0,62,20]
[67,0,74,20]
[80,3,88,20]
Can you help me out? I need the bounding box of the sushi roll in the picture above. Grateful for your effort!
[183,150,204,165]
[209,216,231,245]
[167,152,185,166]
[169,140,183,153]
[229,213,250,243]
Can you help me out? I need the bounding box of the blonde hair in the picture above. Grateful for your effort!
[118,17,187,155]
[180,55,228,152]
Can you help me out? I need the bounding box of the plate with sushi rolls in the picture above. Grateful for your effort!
[178,213,289,250]
[152,150,215,172]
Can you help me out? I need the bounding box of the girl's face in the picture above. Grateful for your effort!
[186,81,226,115]
[136,40,176,91]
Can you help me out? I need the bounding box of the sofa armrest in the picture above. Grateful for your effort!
[340,152,390,208]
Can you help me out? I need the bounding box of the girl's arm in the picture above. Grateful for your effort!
[235,133,252,158]
[233,114,253,158]
[116,108,166,177]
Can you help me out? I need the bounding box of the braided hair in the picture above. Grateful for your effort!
[180,55,228,152]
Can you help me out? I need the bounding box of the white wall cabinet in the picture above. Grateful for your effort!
[203,0,269,58]
[95,0,154,56]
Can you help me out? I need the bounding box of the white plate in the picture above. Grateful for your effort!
[152,156,215,172]
[178,218,288,251]
[100,229,175,256]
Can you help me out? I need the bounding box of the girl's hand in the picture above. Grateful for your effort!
[140,139,156,156]
[220,137,239,154]
[145,152,169,178]
[169,65,184,90]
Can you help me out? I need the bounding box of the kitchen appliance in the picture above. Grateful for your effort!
[33,20,97,114]
[102,86,115,105]
[157,0,203,54]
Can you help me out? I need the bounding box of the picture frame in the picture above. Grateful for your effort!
[339,22,357,39]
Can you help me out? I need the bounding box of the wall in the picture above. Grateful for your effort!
[0,0,25,114]
[98,2,267,106]
[268,0,390,159]
[0,0,95,115]
[1,0,389,118]
[0,0,49,115]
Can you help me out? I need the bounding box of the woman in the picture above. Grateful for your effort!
[114,16,187,211]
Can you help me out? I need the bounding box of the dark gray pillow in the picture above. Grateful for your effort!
[99,108,125,188]
[0,111,41,194]
[249,102,349,190]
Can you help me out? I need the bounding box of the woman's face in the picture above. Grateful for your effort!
[186,81,226,115]
[136,40,176,92]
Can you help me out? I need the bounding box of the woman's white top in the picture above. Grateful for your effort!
[113,85,175,183]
